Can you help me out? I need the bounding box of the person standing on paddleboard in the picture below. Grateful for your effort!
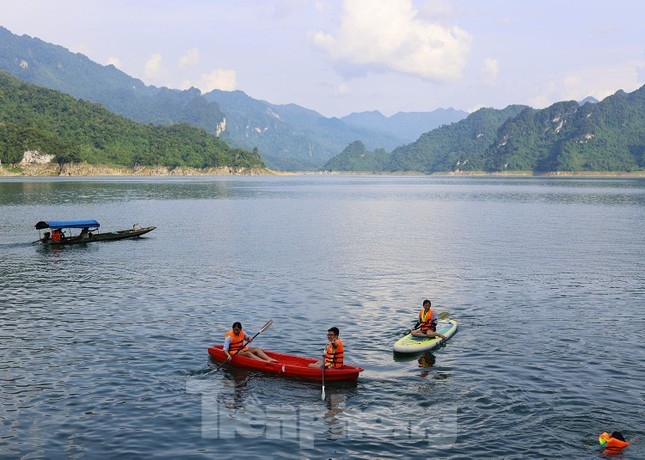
[410,300,446,340]
[308,327,344,368]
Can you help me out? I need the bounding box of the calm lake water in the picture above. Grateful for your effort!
[1,175,644,459]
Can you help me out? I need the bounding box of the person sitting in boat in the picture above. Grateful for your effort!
[42,232,51,242]
[223,322,278,363]
[51,229,64,242]
[79,227,90,239]
[410,299,446,340]
[308,327,344,369]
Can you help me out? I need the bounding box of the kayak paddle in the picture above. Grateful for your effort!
[402,311,451,335]
[321,355,326,401]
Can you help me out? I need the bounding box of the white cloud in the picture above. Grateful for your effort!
[335,82,350,95]
[310,0,472,81]
[481,58,499,85]
[467,104,485,113]
[528,59,644,108]
[181,69,237,92]
[106,56,123,68]
[144,53,168,83]
[179,48,200,68]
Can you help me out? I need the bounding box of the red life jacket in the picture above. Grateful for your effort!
[324,338,344,368]
[52,229,62,242]
[224,330,248,353]
[419,308,437,332]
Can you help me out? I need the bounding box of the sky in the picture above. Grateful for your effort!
[2,0,644,118]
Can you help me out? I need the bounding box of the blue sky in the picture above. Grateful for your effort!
[3,0,644,117]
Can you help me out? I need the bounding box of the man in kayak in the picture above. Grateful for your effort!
[410,300,446,340]
[224,322,278,362]
[308,327,344,368]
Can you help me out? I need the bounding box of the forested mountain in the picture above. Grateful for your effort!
[3,26,641,174]
[0,71,264,169]
[324,86,645,174]
[325,105,527,172]
[481,88,645,172]
[203,89,421,170]
[204,90,467,170]
[0,26,464,171]
[0,26,225,134]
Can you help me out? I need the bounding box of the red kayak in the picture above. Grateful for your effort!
[207,345,364,382]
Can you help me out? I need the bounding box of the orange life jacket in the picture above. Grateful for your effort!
[224,330,248,354]
[599,432,630,453]
[419,308,437,332]
[52,229,62,242]
[325,338,344,368]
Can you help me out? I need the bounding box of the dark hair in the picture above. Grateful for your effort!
[611,431,625,441]
[328,327,340,336]
[232,321,242,329]
[423,299,432,307]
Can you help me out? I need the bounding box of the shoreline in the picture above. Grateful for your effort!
[1,163,643,178]
[0,163,281,177]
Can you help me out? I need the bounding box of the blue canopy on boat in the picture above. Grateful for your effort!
[35,220,100,230]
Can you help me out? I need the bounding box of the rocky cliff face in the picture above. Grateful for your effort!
[20,150,55,164]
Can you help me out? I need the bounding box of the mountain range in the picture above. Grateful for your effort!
[1,25,643,174]
[0,26,466,171]
[325,87,645,173]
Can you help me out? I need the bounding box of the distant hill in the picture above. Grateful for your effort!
[579,96,599,105]
[203,91,466,170]
[341,108,468,143]
[325,85,645,174]
[325,105,527,172]
[0,26,465,171]
[0,70,264,170]
[203,89,407,170]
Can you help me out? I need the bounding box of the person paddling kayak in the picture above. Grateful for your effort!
[224,321,278,362]
[308,327,344,369]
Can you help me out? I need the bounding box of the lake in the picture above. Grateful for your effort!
[1,175,644,459]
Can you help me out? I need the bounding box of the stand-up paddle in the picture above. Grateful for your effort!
[209,319,273,374]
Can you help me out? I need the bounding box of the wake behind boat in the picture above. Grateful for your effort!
[35,219,156,245]
[208,345,364,382]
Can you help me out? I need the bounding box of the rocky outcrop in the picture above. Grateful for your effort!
[20,150,55,164]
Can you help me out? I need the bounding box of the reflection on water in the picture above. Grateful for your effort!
[324,392,347,439]
[417,352,436,377]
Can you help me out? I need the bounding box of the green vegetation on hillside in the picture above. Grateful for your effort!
[0,26,225,134]
[483,89,645,172]
[0,71,264,169]
[324,86,645,174]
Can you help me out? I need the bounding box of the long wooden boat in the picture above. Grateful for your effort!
[208,345,364,382]
[35,219,156,245]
